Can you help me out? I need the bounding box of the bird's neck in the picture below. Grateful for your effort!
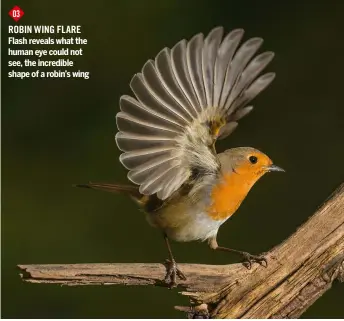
[208,170,264,221]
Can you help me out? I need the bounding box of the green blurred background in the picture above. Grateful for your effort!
[2,0,344,318]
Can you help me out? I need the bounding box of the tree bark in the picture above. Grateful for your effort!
[18,183,344,318]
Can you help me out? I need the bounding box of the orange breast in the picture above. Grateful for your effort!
[208,170,261,221]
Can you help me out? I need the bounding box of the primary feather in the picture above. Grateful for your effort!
[116,27,275,200]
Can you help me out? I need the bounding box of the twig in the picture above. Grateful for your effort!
[18,183,344,318]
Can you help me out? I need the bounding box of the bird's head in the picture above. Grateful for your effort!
[218,147,284,179]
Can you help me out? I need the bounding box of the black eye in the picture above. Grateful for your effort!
[249,156,258,164]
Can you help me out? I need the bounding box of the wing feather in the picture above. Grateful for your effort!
[213,29,244,108]
[119,147,175,170]
[120,95,184,131]
[157,168,187,200]
[229,72,276,113]
[202,27,224,107]
[130,74,189,125]
[187,33,206,108]
[155,48,197,119]
[220,37,263,109]
[171,40,201,114]
[116,112,179,137]
[115,132,175,152]
[140,165,179,195]
[141,60,193,123]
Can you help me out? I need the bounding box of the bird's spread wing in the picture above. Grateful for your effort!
[115,27,275,200]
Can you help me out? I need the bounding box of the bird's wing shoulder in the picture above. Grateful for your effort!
[116,27,275,200]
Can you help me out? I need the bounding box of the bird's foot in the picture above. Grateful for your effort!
[164,259,186,288]
[241,252,267,269]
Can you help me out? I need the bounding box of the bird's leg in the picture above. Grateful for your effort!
[163,234,186,288]
[208,237,267,269]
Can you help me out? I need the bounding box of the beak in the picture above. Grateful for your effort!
[266,164,285,172]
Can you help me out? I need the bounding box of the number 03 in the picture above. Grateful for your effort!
[12,10,21,17]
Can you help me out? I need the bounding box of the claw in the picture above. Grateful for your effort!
[164,259,186,288]
[242,252,268,269]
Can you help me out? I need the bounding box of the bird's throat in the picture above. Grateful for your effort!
[208,171,263,221]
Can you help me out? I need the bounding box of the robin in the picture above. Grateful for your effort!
[78,27,284,287]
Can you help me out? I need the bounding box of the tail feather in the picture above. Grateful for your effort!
[75,182,142,202]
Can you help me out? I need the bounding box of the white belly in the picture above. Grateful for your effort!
[166,211,225,242]
[146,204,227,243]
